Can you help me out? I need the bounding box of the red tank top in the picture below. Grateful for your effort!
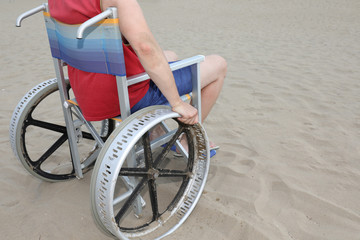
[48,0,149,121]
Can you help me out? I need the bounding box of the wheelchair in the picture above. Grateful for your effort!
[10,3,211,240]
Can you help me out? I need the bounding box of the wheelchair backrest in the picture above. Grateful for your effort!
[43,10,126,77]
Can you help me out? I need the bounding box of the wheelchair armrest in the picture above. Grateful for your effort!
[76,8,117,39]
[127,55,205,86]
[16,3,47,27]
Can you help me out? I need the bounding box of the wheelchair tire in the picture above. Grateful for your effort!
[90,105,210,239]
[9,79,115,182]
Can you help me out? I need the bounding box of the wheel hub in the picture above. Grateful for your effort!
[148,168,159,179]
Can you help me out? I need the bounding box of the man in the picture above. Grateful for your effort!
[48,0,226,148]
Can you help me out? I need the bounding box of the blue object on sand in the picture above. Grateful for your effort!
[209,149,217,158]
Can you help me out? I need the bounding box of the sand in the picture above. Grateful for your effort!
[1,0,360,239]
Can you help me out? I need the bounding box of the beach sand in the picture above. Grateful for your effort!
[1,0,360,239]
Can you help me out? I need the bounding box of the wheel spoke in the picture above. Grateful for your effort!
[153,125,185,167]
[167,177,191,211]
[33,133,68,168]
[142,132,153,169]
[119,168,148,177]
[26,117,67,134]
[161,129,195,212]
[27,116,95,141]
[148,179,159,220]
[142,132,160,220]
[81,131,94,140]
[158,169,189,177]
[115,177,148,224]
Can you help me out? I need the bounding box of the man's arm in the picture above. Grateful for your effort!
[101,0,198,124]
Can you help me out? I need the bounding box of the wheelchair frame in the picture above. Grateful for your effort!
[12,3,211,239]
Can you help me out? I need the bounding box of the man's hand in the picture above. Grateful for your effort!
[171,101,198,125]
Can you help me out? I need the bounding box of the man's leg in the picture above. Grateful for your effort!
[199,55,227,122]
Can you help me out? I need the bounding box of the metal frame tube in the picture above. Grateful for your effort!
[116,76,131,120]
[16,3,47,27]
[53,59,83,179]
[191,63,202,122]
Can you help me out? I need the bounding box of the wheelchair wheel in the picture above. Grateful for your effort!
[90,105,210,239]
[9,79,115,182]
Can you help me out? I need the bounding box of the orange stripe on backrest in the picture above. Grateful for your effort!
[96,19,119,24]
[43,12,118,25]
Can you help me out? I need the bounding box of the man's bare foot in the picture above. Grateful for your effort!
[176,135,219,154]
[209,141,220,150]
[149,125,166,142]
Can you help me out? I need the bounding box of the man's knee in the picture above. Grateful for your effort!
[207,54,227,73]
[211,55,227,81]
[216,55,227,76]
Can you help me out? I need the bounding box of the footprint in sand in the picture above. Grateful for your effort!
[254,178,292,218]
[2,200,20,207]
[219,143,258,175]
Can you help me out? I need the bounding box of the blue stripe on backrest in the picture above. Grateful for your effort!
[44,14,126,76]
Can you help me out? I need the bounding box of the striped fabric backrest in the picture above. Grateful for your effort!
[43,11,126,77]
